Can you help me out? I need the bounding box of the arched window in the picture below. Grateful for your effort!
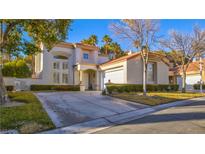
[53,55,68,59]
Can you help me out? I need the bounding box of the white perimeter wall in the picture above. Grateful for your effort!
[4,77,52,90]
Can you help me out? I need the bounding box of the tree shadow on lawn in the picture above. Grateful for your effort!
[112,93,205,106]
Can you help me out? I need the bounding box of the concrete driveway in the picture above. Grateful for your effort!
[96,99,205,134]
[36,92,148,128]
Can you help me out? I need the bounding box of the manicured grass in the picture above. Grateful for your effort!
[111,92,205,106]
[0,92,55,133]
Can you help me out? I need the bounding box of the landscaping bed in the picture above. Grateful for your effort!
[0,92,55,133]
[106,83,179,94]
[110,92,205,106]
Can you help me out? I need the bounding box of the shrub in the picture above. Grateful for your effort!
[101,89,106,95]
[193,84,205,90]
[30,85,80,91]
[106,83,179,94]
[2,60,31,78]
[6,85,14,91]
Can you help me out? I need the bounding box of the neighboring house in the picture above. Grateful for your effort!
[4,42,171,91]
[99,52,170,87]
[170,59,205,90]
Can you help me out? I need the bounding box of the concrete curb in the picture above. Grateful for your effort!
[153,96,205,111]
[40,97,205,134]
[40,118,113,134]
[104,108,155,124]
[35,94,63,127]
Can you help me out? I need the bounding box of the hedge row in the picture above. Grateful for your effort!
[193,84,205,90]
[30,85,80,91]
[106,84,179,94]
[2,60,31,78]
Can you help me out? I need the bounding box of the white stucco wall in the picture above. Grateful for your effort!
[4,77,15,86]
[98,55,109,64]
[4,77,45,90]
[127,57,143,84]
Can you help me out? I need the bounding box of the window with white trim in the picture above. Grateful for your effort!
[53,72,60,83]
[147,63,155,82]
[62,62,68,69]
[53,62,60,69]
[83,53,89,60]
[62,73,68,84]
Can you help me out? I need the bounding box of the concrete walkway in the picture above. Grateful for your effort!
[39,93,205,134]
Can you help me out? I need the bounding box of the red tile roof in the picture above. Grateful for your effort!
[55,42,98,50]
[100,52,170,67]
[173,59,205,75]
[100,52,141,66]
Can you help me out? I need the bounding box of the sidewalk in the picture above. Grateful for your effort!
[40,96,205,134]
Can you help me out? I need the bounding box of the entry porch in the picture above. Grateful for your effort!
[74,64,102,90]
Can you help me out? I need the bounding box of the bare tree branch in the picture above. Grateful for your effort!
[160,26,205,92]
[110,19,160,96]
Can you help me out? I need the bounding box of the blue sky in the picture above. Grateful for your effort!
[67,19,205,51]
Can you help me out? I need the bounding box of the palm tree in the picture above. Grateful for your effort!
[81,35,98,46]
[89,35,98,46]
[109,42,123,59]
[110,42,122,54]
[102,35,112,55]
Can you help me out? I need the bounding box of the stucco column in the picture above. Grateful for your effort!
[100,71,104,90]
[79,70,83,83]
[79,70,85,91]
[96,70,100,90]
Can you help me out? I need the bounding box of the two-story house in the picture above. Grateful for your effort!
[34,42,109,90]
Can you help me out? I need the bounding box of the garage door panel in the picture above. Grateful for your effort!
[186,75,200,85]
[104,68,124,84]
[177,75,201,85]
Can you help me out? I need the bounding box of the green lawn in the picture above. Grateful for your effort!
[0,92,55,133]
[111,92,205,106]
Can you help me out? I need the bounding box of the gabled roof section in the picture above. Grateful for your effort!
[100,52,170,67]
[55,42,98,50]
[174,60,205,75]
[55,42,74,48]
[100,52,140,66]
[75,43,99,50]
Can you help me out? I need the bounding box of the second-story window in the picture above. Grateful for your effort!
[83,53,89,60]
[53,62,60,69]
[62,62,68,69]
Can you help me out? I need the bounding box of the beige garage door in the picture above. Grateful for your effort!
[104,68,124,84]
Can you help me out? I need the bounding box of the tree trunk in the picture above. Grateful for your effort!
[200,56,203,93]
[32,55,35,77]
[105,45,107,55]
[143,60,147,96]
[182,70,186,93]
[0,67,8,104]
